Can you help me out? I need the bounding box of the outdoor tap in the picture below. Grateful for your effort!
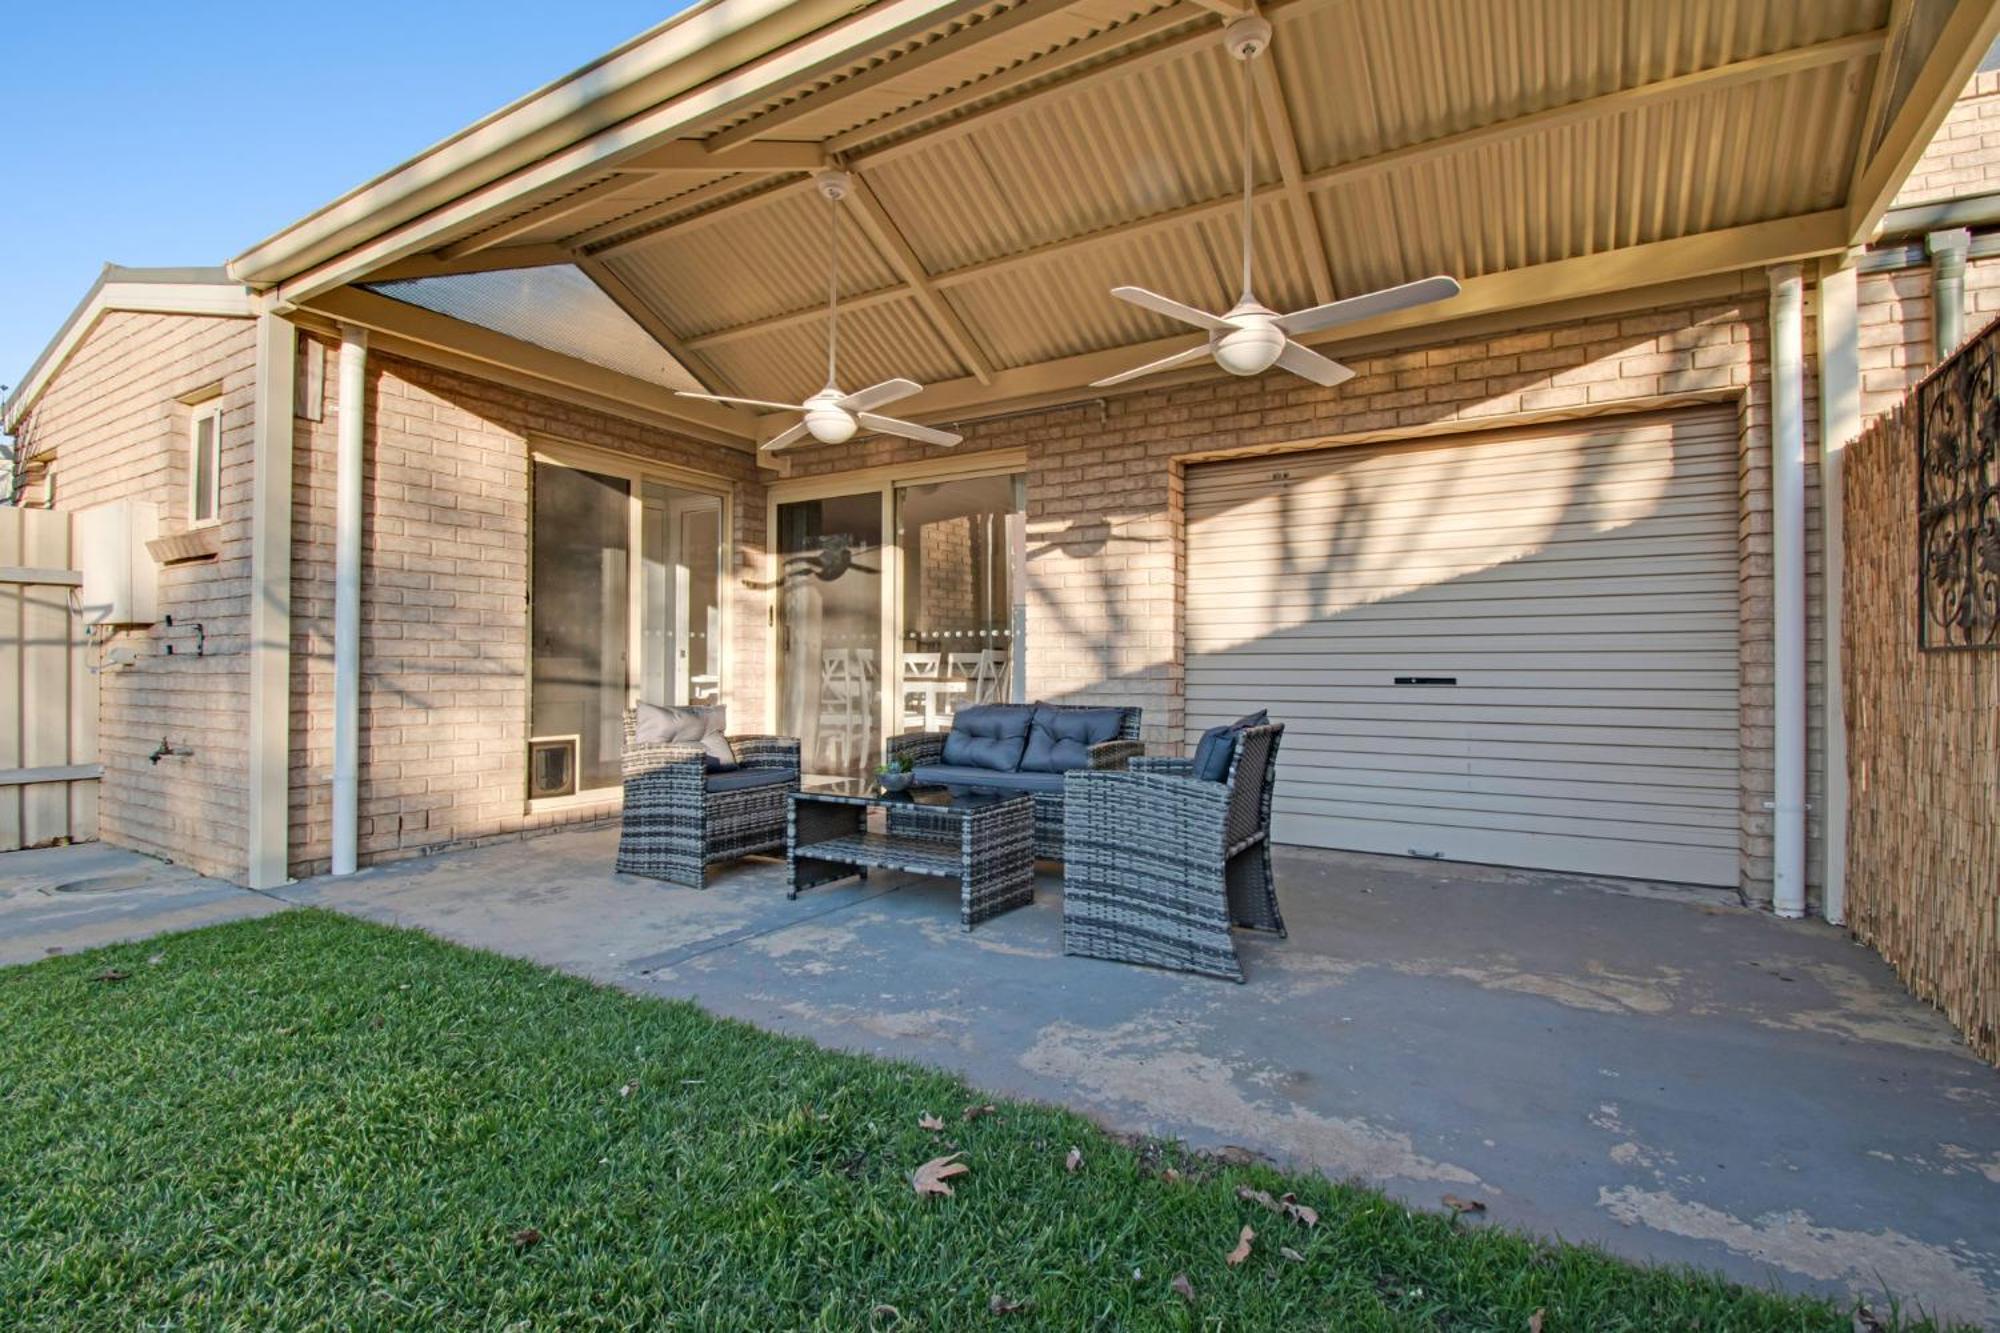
[149,738,188,765]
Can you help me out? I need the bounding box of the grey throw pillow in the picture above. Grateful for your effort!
[635,702,738,771]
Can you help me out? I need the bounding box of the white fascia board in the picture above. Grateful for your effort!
[5,272,254,432]
[232,0,989,304]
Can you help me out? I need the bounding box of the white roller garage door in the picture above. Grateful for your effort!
[1185,408,1741,886]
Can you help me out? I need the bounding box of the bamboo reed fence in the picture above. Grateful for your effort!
[1843,321,2000,1065]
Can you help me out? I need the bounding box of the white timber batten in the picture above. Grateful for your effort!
[247,313,297,890]
[1815,253,1860,925]
[1767,263,1807,920]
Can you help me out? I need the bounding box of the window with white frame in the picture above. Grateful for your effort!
[188,400,222,526]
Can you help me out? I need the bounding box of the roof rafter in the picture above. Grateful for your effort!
[574,255,739,396]
[844,169,995,384]
[1845,0,2000,242]
[895,209,1853,421]
[1249,29,1334,304]
[365,244,576,283]
[664,27,1884,342]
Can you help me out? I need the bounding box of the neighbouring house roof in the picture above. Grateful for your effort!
[2,265,253,435]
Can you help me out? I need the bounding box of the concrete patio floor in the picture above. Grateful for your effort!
[3,831,1997,1325]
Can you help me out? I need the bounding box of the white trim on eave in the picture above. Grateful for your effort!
[4,269,254,433]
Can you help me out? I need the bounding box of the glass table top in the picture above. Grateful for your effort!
[795,778,1030,812]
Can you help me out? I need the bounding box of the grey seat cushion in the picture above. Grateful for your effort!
[1191,709,1268,782]
[939,704,1034,771]
[1020,704,1127,772]
[705,768,794,794]
[635,702,738,771]
[912,763,1064,795]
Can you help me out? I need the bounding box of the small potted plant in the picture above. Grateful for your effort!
[875,755,914,793]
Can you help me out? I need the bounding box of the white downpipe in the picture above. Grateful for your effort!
[1768,264,1807,919]
[332,325,367,877]
[1815,256,1860,926]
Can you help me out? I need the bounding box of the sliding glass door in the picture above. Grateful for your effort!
[775,492,884,779]
[895,473,1025,732]
[530,453,728,800]
[530,460,631,795]
[773,468,1024,780]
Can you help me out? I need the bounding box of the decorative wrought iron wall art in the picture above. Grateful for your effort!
[1917,332,2000,650]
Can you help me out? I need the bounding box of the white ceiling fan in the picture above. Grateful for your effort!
[677,170,960,452]
[1092,16,1462,390]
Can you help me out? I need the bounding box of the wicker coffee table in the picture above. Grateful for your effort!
[787,780,1034,930]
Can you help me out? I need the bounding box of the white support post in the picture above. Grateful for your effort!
[1815,255,1859,926]
[332,325,367,877]
[247,313,296,889]
[1927,227,1971,363]
[1768,263,1807,919]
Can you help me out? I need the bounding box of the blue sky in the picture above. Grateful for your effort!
[1,2,692,395]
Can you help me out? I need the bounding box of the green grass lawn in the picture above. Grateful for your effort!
[0,910,1948,1331]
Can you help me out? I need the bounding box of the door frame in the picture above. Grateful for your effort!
[525,436,734,811]
[766,449,1027,766]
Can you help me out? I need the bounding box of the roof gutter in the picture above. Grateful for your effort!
[227,0,986,302]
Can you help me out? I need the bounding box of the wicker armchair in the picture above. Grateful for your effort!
[1061,722,1285,982]
[886,703,1144,860]
[614,712,801,887]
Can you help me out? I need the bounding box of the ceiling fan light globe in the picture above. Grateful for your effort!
[1213,322,1286,377]
[804,406,857,444]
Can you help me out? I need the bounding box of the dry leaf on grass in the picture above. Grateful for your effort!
[1064,1146,1083,1173]
[1226,1225,1256,1266]
[1279,1192,1319,1227]
[988,1294,1031,1315]
[1237,1186,1280,1214]
[618,1080,638,1099]
[509,1228,542,1252]
[962,1103,996,1122]
[1159,1167,1182,1184]
[1441,1194,1486,1215]
[911,1152,970,1197]
[90,968,129,984]
[146,953,165,966]
[918,1112,945,1132]
[869,1303,901,1328]
[1279,1246,1306,1263]
[1528,1310,1545,1333]
[1170,1273,1196,1303]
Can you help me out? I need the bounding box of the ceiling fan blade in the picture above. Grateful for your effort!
[856,413,961,447]
[1275,340,1355,388]
[1089,342,1213,388]
[1274,275,1462,336]
[759,420,814,453]
[677,390,808,413]
[836,378,923,413]
[1109,286,1233,333]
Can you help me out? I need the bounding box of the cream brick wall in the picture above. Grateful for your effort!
[790,276,1840,907]
[1893,69,2000,208]
[285,342,769,877]
[20,311,259,880]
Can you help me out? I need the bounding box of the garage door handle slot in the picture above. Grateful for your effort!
[1394,676,1457,685]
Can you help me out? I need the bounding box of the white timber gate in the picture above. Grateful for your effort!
[0,506,99,850]
[1185,408,1742,886]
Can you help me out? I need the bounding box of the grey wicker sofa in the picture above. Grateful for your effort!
[885,702,1144,860]
[1061,721,1285,982]
[614,711,801,887]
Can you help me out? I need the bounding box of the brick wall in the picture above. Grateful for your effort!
[789,275,1836,907]
[286,343,769,877]
[23,312,258,880]
[1892,69,2000,208]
